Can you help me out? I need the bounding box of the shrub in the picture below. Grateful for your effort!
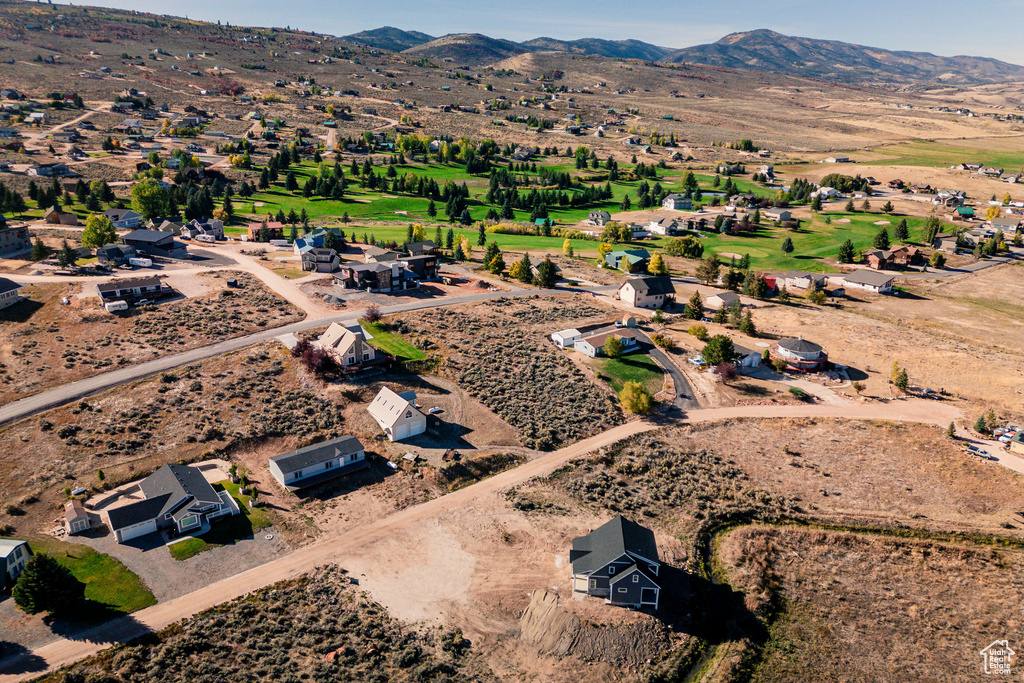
[688,324,708,340]
[702,335,735,365]
[650,333,676,350]
[364,304,382,323]
[13,554,85,615]
[788,387,809,401]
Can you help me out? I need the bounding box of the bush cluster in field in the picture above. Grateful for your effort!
[555,434,798,521]
[437,452,524,490]
[415,300,621,450]
[35,566,489,683]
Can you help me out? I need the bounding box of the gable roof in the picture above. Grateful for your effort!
[96,276,161,293]
[578,329,638,349]
[707,290,740,304]
[367,386,421,429]
[0,277,23,296]
[571,515,659,575]
[623,276,675,296]
[843,269,895,287]
[270,435,364,475]
[122,229,173,243]
[316,323,367,356]
[0,538,27,559]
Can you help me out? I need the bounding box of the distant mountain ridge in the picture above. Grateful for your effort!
[341,26,1024,85]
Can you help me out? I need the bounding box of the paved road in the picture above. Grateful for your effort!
[0,398,960,681]
[631,329,699,411]
[0,285,602,426]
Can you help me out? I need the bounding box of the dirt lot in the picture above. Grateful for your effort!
[0,271,303,406]
[720,526,1024,683]
[299,270,508,310]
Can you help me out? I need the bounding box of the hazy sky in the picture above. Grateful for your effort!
[76,0,1024,64]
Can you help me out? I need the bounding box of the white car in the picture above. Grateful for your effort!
[428,407,442,414]
[688,357,706,367]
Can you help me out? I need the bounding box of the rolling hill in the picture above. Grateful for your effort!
[400,33,530,64]
[664,29,1024,85]
[343,26,435,52]
[521,37,672,62]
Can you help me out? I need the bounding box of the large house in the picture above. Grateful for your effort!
[0,225,31,257]
[401,255,439,281]
[268,435,367,492]
[0,538,29,588]
[647,217,681,236]
[364,246,401,263]
[575,329,639,358]
[587,210,612,226]
[334,261,416,292]
[570,515,661,610]
[0,277,23,309]
[246,221,285,241]
[104,208,143,229]
[315,323,377,367]
[841,269,895,294]
[181,218,225,241]
[618,276,676,309]
[121,229,188,259]
[770,337,828,372]
[105,464,238,543]
[367,387,426,442]
[661,194,692,211]
[605,249,650,272]
[407,240,439,256]
[301,247,340,273]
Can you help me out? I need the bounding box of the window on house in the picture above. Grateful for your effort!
[589,579,596,590]
[363,353,370,361]
[633,575,639,583]
[608,566,616,575]
[325,460,334,469]
[617,587,627,593]
[294,469,303,478]
[405,410,412,418]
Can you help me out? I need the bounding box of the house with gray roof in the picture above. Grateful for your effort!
[105,464,238,543]
[570,515,661,609]
[0,277,24,310]
[268,435,367,492]
[0,538,30,588]
[840,269,895,294]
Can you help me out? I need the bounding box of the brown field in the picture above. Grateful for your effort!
[0,271,303,406]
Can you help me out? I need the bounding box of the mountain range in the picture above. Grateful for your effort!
[341,27,1024,85]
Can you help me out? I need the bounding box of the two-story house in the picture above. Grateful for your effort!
[0,539,30,588]
[570,515,661,610]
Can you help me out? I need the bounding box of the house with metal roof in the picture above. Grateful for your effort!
[268,435,367,492]
[570,515,661,609]
[121,229,188,259]
[367,387,426,442]
[104,464,238,543]
[605,249,651,272]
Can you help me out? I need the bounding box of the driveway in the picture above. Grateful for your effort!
[631,329,699,411]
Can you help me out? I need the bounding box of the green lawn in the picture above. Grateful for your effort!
[30,538,156,613]
[857,139,1024,169]
[594,352,664,393]
[361,320,427,361]
[168,480,273,561]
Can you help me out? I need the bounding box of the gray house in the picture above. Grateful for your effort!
[570,515,661,609]
[268,435,367,492]
[0,538,30,588]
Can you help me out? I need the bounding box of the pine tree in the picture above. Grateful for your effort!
[535,257,557,288]
[837,239,855,263]
[12,554,85,615]
[684,290,703,319]
[739,311,756,336]
[780,237,794,254]
[477,223,486,246]
[427,200,437,218]
[445,228,454,250]
[894,219,909,242]
[31,237,49,261]
[873,228,890,250]
[452,242,465,261]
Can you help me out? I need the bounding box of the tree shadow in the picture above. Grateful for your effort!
[0,641,48,675]
[42,607,148,645]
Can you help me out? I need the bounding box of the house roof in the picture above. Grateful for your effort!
[316,322,366,355]
[270,435,365,475]
[579,329,638,348]
[407,240,437,251]
[553,328,581,339]
[571,515,659,575]
[64,498,87,521]
[96,276,161,293]
[106,494,172,530]
[0,538,27,559]
[0,277,23,296]
[777,337,823,354]
[623,276,675,296]
[707,290,740,304]
[105,208,141,221]
[122,229,173,243]
[367,386,421,429]
[843,269,895,287]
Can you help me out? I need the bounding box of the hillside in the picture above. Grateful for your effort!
[401,33,530,64]
[342,26,434,52]
[521,37,671,62]
[665,29,1024,85]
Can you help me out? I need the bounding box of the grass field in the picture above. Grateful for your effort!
[862,138,1024,169]
[169,480,272,561]
[361,321,427,361]
[30,538,156,613]
[594,352,664,393]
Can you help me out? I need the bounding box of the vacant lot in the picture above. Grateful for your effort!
[720,526,1024,683]
[0,271,303,405]
[32,565,494,683]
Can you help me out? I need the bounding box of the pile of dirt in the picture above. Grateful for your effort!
[518,590,670,669]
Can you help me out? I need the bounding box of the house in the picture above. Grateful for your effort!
[570,515,661,610]
[64,499,90,535]
[335,261,416,292]
[574,329,639,358]
[0,277,23,309]
[551,328,582,349]
[932,233,959,253]
[812,186,841,199]
[865,250,893,270]
[44,206,79,226]
[0,225,31,256]
[705,290,741,311]
[823,155,850,163]
[121,229,188,258]
[302,247,340,273]
[781,270,827,291]
[889,245,923,266]
[105,464,238,543]
[770,336,828,372]
[96,276,168,301]
[0,539,30,587]
[605,249,650,272]
[1009,432,1024,456]
[841,269,895,294]
[661,194,692,211]
[647,217,679,236]
[764,208,792,222]
[182,218,224,240]
[246,221,285,241]
[406,240,439,256]
[367,387,427,441]
[618,276,676,309]
[364,246,401,263]
[315,323,377,367]
[587,210,612,226]
[28,162,72,177]
[104,208,143,229]
[990,216,1022,232]
[268,435,368,492]
[401,255,438,281]
[979,166,1004,177]
[953,206,975,221]
[95,243,138,266]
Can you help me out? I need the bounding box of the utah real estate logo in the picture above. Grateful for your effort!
[980,640,1014,675]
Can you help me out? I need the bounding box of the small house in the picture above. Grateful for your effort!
[764,208,792,222]
[406,240,439,257]
[104,208,143,229]
[64,499,90,535]
[705,290,741,311]
[570,515,660,610]
[367,387,427,442]
[574,329,639,358]
[770,337,828,372]
[605,249,650,272]
[618,276,675,309]
[121,229,188,259]
[0,539,30,587]
[551,328,582,349]
[96,243,138,266]
[268,435,367,492]
[0,277,23,309]
[96,276,168,301]
[302,247,340,273]
[840,269,895,294]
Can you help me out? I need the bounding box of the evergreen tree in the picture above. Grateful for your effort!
[684,290,703,319]
[452,241,465,261]
[445,228,455,250]
[427,200,437,218]
[894,219,909,242]
[31,237,49,261]
[12,554,85,615]
[739,311,757,336]
[535,257,558,288]
[837,239,855,263]
[477,223,486,246]
[780,237,794,254]
[873,228,890,250]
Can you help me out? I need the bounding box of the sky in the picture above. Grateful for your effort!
[68,0,1024,64]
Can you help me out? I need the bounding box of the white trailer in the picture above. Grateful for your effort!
[104,300,128,312]
[128,257,153,268]
[195,234,216,244]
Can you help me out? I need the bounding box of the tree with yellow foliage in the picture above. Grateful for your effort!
[563,239,574,257]
[648,253,669,276]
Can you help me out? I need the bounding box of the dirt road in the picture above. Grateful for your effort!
[0,399,958,681]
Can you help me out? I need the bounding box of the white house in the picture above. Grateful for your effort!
[315,323,376,367]
[647,217,678,235]
[764,208,792,222]
[823,155,850,163]
[812,186,841,199]
[0,277,23,309]
[705,290,741,310]
[0,539,29,587]
[618,276,676,309]
[104,208,143,229]
[551,328,582,348]
[368,387,427,441]
[268,435,367,492]
[574,329,639,358]
[840,269,895,294]
[661,194,692,211]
